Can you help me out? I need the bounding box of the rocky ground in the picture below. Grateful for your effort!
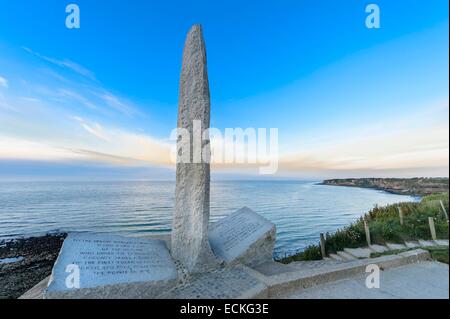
[0,233,66,299]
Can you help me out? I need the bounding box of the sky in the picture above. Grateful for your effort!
[0,0,448,180]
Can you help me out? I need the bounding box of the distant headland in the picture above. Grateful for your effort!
[320,177,449,197]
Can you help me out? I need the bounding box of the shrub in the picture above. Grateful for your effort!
[278,245,322,263]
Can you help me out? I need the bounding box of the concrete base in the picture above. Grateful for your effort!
[262,249,431,298]
[20,249,433,299]
[253,259,344,277]
[344,247,372,259]
[369,244,389,253]
[280,261,449,299]
[160,265,268,299]
[336,251,357,261]
[386,243,407,250]
[418,240,438,247]
[329,253,344,261]
[404,241,421,248]
[19,276,51,300]
[434,240,449,246]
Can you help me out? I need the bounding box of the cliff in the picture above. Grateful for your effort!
[321,177,449,196]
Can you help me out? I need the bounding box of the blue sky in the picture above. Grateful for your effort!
[0,0,448,180]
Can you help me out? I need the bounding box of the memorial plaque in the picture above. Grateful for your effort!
[45,233,178,299]
[209,207,276,267]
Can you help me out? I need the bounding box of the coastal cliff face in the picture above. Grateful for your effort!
[321,178,449,196]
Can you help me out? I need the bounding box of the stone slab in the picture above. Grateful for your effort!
[253,260,343,277]
[344,248,372,259]
[45,233,178,299]
[434,240,449,247]
[144,233,171,247]
[418,240,438,247]
[386,243,407,251]
[336,251,357,261]
[209,207,276,267]
[329,254,344,261]
[404,241,421,248]
[369,244,389,253]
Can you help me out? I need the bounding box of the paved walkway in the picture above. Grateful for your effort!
[281,261,449,299]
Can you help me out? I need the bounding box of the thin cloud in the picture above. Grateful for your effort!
[22,47,96,81]
[0,75,8,88]
[0,137,84,161]
[61,88,138,117]
[58,88,99,111]
[19,48,140,117]
[64,148,146,166]
[66,116,172,165]
[70,116,111,142]
[101,94,133,115]
[90,90,139,117]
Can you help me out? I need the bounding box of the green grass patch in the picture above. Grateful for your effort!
[278,245,322,264]
[369,246,449,264]
[424,247,449,264]
[278,193,449,264]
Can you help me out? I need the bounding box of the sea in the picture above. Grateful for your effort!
[0,180,419,258]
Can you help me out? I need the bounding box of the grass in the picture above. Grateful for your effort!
[425,247,449,264]
[278,193,449,264]
[369,246,449,264]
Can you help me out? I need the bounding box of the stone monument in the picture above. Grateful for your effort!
[171,24,220,273]
[40,24,276,299]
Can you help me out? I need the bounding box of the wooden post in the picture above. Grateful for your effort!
[440,200,449,222]
[364,217,371,246]
[320,233,326,258]
[428,217,437,240]
[398,207,404,226]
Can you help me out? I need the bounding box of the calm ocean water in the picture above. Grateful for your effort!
[0,181,418,257]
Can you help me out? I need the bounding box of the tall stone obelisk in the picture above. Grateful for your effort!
[171,24,219,273]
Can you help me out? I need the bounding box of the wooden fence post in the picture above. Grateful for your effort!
[364,217,371,246]
[428,217,437,240]
[440,200,449,222]
[398,207,404,226]
[320,233,326,259]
